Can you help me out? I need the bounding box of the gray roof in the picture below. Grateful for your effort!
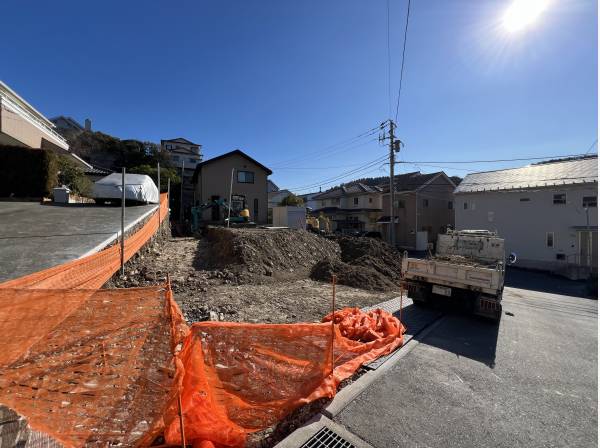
[455,156,598,193]
[313,183,382,199]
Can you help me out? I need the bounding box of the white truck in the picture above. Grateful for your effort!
[401,230,510,321]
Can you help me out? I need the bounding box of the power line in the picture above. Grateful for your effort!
[394,0,412,122]
[584,139,598,155]
[269,124,382,169]
[288,154,389,192]
[386,0,392,119]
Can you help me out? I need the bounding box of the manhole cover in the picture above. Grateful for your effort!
[300,426,356,448]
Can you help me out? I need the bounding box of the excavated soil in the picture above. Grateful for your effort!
[107,228,401,324]
[310,236,403,290]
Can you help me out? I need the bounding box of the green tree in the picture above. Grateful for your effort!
[57,156,93,196]
[279,193,304,207]
[130,164,181,192]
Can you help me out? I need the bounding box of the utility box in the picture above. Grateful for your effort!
[272,206,306,230]
[53,186,71,204]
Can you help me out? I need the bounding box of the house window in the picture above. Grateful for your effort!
[423,199,429,207]
[166,144,173,150]
[172,155,180,161]
[189,158,197,164]
[448,201,453,210]
[396,199,405,208]
[546,232,554,248]
[369,197,373,203]
[583,196,597,207]
[556,253,566,260]
[520,198,530,202]
[237,170,254,183]
[463,202,468,210]
[353,197,359,205]
[553,193,566,205]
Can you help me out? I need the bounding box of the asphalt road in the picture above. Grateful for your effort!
[0,201,157,282]
[334,284,598,447]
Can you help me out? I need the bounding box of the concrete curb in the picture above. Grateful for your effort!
[77,205,159,259]
[323,315,446,419]
[275,414,374,448]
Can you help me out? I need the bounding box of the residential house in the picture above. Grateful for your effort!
[50,116,92,133]
[0,80,93,171]
[192,149,272,224]
[161,137,203,210]
[299,191,321,211]
[454,156,598,278]
[379,171,456,249]
[312,184,383,233]
[268,183,293,223]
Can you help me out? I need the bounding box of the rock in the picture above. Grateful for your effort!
[209,311,219,321]
[264,268,273,277]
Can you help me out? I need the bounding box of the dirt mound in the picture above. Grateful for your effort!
[204,227,340,278]
[310,259,397,292]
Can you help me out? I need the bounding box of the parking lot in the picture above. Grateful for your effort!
[0,201,157,282]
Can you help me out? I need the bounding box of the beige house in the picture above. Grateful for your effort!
[192,149,272,224]
[0,80,93,172]
[455,156,597,278]
[312,184,383,233]
[379,171,456,249]
[161,137,202,210]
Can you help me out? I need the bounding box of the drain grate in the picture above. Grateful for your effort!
[300,426,356,448]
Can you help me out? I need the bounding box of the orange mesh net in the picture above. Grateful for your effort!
[0,194,169,290]
[163,308,405,448]
[0,286,188,447]
[0,192,406,447]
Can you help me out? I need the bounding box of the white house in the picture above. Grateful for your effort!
[454,156,598,279]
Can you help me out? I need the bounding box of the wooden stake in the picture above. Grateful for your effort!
[178,393,186,448]
[331,274,337,375]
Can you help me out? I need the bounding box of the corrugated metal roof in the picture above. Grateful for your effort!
[454,156,598,193]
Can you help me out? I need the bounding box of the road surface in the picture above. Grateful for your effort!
[0,201,157,282]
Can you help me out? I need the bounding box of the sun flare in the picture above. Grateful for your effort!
[502,0,550,33]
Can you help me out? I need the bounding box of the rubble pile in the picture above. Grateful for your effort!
[203,227,340,278]
[310,236,403,290]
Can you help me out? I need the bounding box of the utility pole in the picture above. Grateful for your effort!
[157,162,161,235]
[180,160,185,222]
[379,119,402,247]
[227,168,234,228]
[388,119,396,248]
[120,167,126,276]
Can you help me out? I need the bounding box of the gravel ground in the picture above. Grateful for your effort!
[107,235,401,324]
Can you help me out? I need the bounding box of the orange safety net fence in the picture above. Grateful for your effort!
[0,286,188,447]
[0,193,169,290]
[163,307,405,448]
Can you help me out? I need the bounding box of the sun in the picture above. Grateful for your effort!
[502,0,550,33]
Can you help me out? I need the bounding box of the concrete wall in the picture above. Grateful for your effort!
[455,185,598,271]
[195,153,269,224]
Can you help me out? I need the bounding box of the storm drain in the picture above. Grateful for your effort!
[300,427,356,448]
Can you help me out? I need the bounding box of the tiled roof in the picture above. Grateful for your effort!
[313,183,383,199]
[454,156,598,193]
[379,171,452,193]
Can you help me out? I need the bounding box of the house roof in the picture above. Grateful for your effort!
[267,179,279,193]
[379,171,455,193]
[50,116,84,131]
[161,137,201,146]
[454,155,598,194]
[313,183,383,199]
[193,149,273,182]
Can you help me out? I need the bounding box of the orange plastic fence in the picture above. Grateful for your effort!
[0,192,406,448]
[163,308,405,448]
[0,286,188,447]
[0,193,169,290]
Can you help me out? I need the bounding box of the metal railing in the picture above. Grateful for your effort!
[0,92,68,148]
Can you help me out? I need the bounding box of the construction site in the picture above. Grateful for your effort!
[0,199,411,448]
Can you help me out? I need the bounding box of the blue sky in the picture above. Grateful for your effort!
[1,0,597,192]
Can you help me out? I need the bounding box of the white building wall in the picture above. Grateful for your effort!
[455,184,598,271]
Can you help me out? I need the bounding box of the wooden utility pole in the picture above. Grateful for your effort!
[227,168,234,228]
